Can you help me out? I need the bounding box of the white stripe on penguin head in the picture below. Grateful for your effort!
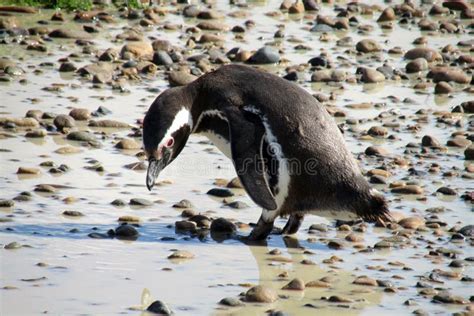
[157,107,193,148]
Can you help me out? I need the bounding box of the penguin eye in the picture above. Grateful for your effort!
[165,138,174,148]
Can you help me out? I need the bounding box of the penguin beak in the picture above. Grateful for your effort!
[146,150,171,191]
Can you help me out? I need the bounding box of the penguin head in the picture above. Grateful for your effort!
[143,88,193,191]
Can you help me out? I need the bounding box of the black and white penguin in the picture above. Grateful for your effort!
[143,64,391,241]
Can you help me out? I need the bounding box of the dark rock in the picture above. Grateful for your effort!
[207,188,234,197]
[219,297,244,307]
[129,198,153,206]
[115,224,138,238]
[53,114,75,131]
[210,217,237,234]
[247,47,280,64]
[146,300,172,315]
[153,50,173,66]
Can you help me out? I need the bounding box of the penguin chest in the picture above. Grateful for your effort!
[194,110,231,158]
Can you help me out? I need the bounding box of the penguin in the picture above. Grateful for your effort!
[143,64,391,241]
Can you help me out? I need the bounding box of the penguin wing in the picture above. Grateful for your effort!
[224,107,277,211]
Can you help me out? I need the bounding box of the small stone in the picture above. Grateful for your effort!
[59,62,77,72]
[210,218,237,234]
[406,58,428,73]
[328,295,353,303]
[88,120,129,128]
[353,276,377,286]
[328,240,344,249]
[219,297,244,307]
[66,131,96,142]
[405,47,442,62]
[458,225,473,237]
[25,129,47,138]
[465,145,474,160]
[129,198,153,206]
[115,139,141,150]
[168,250,194,259]
[356,39,382,53]
[432,294,468,304]
[226,201,249,209]
[146,300,173,315]
[368,126,387,137]
[245,285,278,303]
[282,278,305,290]
[173,199,193,208]
[168,71,197,87]
[153,50,173,66]
[365,146,389,156]
[391,185,423,195]
[207,188,234,197]
[435,82,453,94]
[428,67,471,84]
[0,199,14,207]
[377,7,396,22]
[398,217,425,229]
[227,177,243,188]
[120,41,153,59]
[111,199,126,206]
[53,114,75,131]
[118,215,140,223]
[17,167,40,175]
[358,67,385,83]
[69,108,90,121]
[62,210,84,217]
[4,242,22,249]
[175,220,197,231]
[247,47,280,64]
[436,187,457,195]
[421,135,441,147]
[115,224,138,238]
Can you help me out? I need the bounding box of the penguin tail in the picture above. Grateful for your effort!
[358,191,393,226]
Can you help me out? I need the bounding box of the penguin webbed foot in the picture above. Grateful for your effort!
[280,213,305,235]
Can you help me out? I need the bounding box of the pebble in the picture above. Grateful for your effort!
[168,250,194,259]
[357,67,385,83]
[25,129,47,138]
[328,295,353,303]
[377,7,396,22]
[245,285,278,303]
[69,108,91,121]
[353,276,377,286]
[226,201,249,209]
[88,120,129,128]
[437,187,457,195]
[404,48,442,62]
[356,39,382,53]
[432,294,468,304]
[62,210,84,217]
[175,220,197,232]
[207,188,234,197]
[0,199,14,207]
[53,114,75,131]
[421,135,441,148]
[282,278,305,291]
[391,185,423,195]
[115,139,141,150]
[427,67,471,84]
[219,297,244,307]
[173,199,193,208]
[398,217,425,229]
[66,131,96,142]
[247,46,280,64]
[146,300,173,315]
[465,145,474,160]
[17,167,40,175]
[434,82,453,94]
[458,225,473,237]
[168,71,197,87]
[115,224,138,238]
[210,218,237,234]
[4,242,22,249]
[129,198,153,206]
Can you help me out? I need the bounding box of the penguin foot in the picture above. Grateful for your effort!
[247,217,274,241]
[281,213,304,235]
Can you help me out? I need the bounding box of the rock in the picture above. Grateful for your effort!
[49,29,91,40]
[398,217,425,229]
[305,280,330,288]
[88,120,130,128]
[357,67,385,83]
[226,201,249,209]
[435,81,453,94]
[405,48,442,62]
[421,135,441,147]
[356,39,382,53]
[328,240,344,249]
[53,114,75,131]
[115,224,138,238]
[62,210,84,217]
[153,50,173,66]
[168,250,194,259]
[183,5,200,18]
[437,187,457,195]
[69,108,91,121]
[368,126,387,137]
[17,167,40,175]
[35,184,57,193]
[115,139,141,150]
[245,285,278,303]
[427,67,471,84]
[447,137,471,148]
[129,198,153,206]
[432,294,468,304]
[458,225,473,237]
[365,146,389,156]
[55,146,82,154]
[120,42,153,59]
[459,101,474,113]
[0,117,39,128]
[465,145,474,160]
[210,218,237,233]
[59,62,77,72]
[111,199,126,206]
[219,297,244,307]
[391,185,423,195]
[197,10,223,19]
[353,276,377,286]
[197,21,228,31]
[173,199,193,208]
[4,242,22,249]
[311,70,347,82]
[328,295,353,303]
[406,58,428,73]
[67,131,96,142]
[247,47,280,64]
[175,220,197,231]
[23,133,44,143]
[377,7,396,22]
[289,0,305,14]
[207,188,234,197]
[118,215,140,223]
[146,300,173,315]
[282,278,305,290]
[168,71,197,87]
[227,177,243,188]
[0,199,14,207]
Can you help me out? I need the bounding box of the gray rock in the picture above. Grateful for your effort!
[146,300,173,315]
[54,114,75,130]
[115,224,139,238]
[247,47,280,64]
[219,297,244,307]
[153,50,173,66]
[210,217,237,233]
[356,39,382,53]
[406,58,428,73]
[173,199,193,208]
[67,131,96,142]
[458,225,473,237]
[129,198,153,206]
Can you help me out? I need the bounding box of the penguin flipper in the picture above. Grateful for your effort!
[224,107,277,211]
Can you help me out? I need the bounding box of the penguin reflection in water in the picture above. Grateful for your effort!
[143,65,391,241]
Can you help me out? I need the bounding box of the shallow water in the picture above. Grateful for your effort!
[1,1,473,315]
